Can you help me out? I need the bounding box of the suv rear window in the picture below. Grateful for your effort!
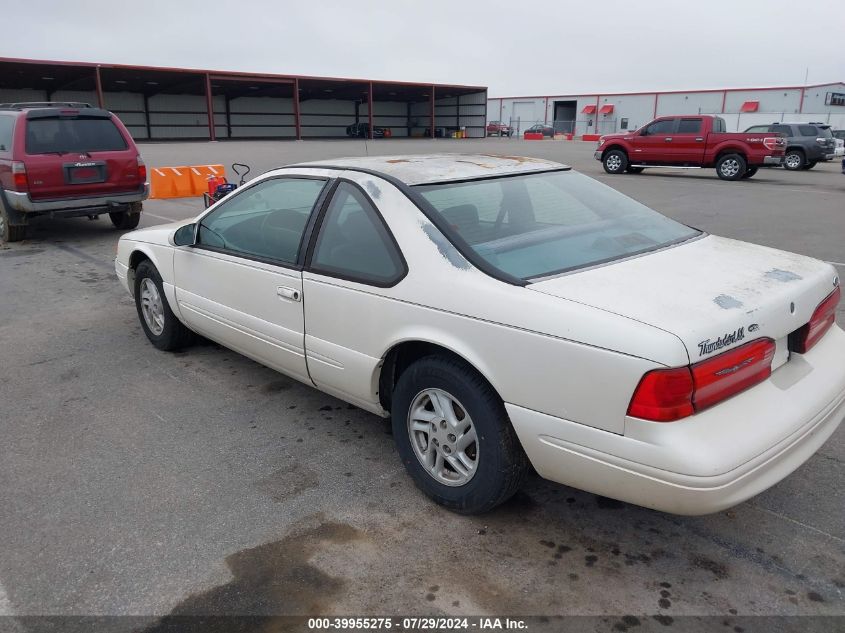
[25,117,127,154]
[798,125,819,136]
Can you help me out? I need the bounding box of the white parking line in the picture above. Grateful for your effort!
[143,212,178,223]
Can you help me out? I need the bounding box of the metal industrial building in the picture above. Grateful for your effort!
[489,82,845,137]
[0,57,488,140]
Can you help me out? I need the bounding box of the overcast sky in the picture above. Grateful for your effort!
[3,0,842,96]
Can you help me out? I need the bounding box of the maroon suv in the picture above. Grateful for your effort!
[0,102,148,242]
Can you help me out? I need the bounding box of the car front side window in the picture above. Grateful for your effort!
[197,177,327,265]
[309,182,405,286]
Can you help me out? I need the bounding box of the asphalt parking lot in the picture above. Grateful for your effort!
[0,138,843,630]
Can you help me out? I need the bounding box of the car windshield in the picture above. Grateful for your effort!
[415,170,700,280]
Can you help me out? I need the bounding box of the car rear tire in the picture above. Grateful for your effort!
[391,355,529,514]
[741,167,758,179]
[110,202,142,230]
[133,260,194,351]
[802,161,817,170]
[602,149,628,174]
[716,153,746,180]
[0,201,26,243]
[626,166,644,174]
[783,150,805,171]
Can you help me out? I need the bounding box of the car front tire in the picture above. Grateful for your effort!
[741,166,758,179]
[133,260,194,351]
[602,149,628,174]
[392,355,529,514]
[802,161,817,170]
[716,153,746,180]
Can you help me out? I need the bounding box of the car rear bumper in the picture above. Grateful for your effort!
[762,155,784,166]
[5,184,149,216]
[508,325,845,515]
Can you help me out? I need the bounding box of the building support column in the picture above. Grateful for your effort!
[143,94,152,139]
[368,82,374,140]
[224,95,231,139]
[430,85,436,139]
[94,66,105,108]
[293,78,302,140]
[205,73,216,141]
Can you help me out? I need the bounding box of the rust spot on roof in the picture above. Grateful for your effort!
[385,159,412,164]
[479,154,546,164]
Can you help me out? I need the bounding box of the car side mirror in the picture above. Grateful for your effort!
[173,223,197,247]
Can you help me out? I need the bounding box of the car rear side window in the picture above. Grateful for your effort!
[676,118,702,134]
[0,115,13,153]
[771,125,792,136]
[712,117,726,133]
[197,177,327,265]
[310,182,405,286]
[25,117,128,154]
[798,125,818,136]
[744,125,769,133]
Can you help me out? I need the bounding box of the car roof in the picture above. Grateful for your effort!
[293,153,568,185]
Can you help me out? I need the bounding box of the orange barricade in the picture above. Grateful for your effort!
[150,164,225,199]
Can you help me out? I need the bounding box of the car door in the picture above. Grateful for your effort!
[173,175,329,383]
[301,180,408,410]
[628,118,677,163]
[670,117,706,164]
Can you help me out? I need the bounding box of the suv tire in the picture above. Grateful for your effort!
[110,202,142,230]
[134,260,194,351]
[391,355,529,514]
[802,161,817,170]
[741,167,758,179]
[602,149,628,174]
[0,197,26,243]
[716,153,746,181]
[784,149,805,171]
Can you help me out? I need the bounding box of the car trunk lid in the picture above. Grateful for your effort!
[529,235,839,365]
[22,108,142,200]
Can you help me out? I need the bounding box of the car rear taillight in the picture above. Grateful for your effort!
[626,367,694,422]
[137,156,147,182]
[628,338,776,422]
[763,136,784,150]
[11,161,28,191]
[789,286,841,354]
[691,339,776,410]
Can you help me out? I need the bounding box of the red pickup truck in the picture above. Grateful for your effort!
[594,115,785,180]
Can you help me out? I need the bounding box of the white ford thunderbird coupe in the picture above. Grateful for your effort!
[115,154,844,515]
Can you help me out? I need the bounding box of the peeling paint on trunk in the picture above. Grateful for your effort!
[765,268,802,282]
[714,294,744,309]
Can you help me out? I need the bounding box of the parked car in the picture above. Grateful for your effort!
[486,121,513,137]
[596,115,785,180]
[346,122,391,138]
[0,101,147,243]
[524,123,555,138]
[116,154,844,516]
[744,122,837,170]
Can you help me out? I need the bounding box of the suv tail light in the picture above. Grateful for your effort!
[137,156,147,182]
[789,287,841,354]
[763,136,784,150]
[628,338,776,422]
[11,161,28,191]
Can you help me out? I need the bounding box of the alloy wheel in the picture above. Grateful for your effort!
[139,278,166,336]
[407,388,479,487]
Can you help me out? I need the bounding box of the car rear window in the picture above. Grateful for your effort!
[798,125,819,136]
[25,116,127,154]
[415,171,700,280]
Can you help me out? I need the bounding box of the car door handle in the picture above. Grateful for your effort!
[277,286,301,302]
[664,137,673,142]
[695,137,704,142]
